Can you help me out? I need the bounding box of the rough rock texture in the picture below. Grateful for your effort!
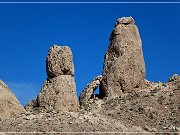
[24,98,39,113]
[0,111,146,134]
[0,17,179,134]
[169,74,180,83]
[25,45,79,113]
[37,75,79,112]
[98,76,180,133]
[0,80,25,121]
[0,74,179,133]
[46,45,74,78]
[115,16,135,26]
[79,75,102,107]
[100,16,146,98]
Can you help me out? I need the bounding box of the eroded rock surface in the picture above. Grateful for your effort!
[100,16,146,98]
[1,75,179,133]
[0,80,25,120]
[46,45,74,78]
[115,16,135,26]
[38,75,78,112]
[169,74,180,83]
[0,17,179,133]
[24,98,39,113]
[79,75,102,107]
[25,45,79,113]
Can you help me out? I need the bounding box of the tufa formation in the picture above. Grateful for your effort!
[46,45,74,78]
[1,74,180,132]
[79,75,102,107]
[100,16,146,98]
[26,45,79,113]
[0,16,179,133]
[0,80,25,120]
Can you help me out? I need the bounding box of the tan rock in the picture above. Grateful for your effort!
[46,45,74,78]
[115,16,135,26]
[100,16,146,98]
[38,75,79,112]
[24,98,39,113]
[25,45,79,112]
[169,74,180,83]
[168,74,180,90]
[79,75,102,106]
[0,80,25,120]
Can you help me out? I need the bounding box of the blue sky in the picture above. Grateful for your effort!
[0,3,179,106]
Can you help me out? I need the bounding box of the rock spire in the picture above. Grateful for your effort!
[25,45,79,112]
[100,16,146,98]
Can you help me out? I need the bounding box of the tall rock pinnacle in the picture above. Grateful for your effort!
[100,17,146,98]
[25,45,79,112]
[38,45,79,112]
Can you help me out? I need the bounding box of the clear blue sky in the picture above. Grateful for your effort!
[0,2,179,106]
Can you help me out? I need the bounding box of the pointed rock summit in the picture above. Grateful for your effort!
[0,80,25,120]
[100,17,146,98]
[38,45,79,112]
[26,45,79,113]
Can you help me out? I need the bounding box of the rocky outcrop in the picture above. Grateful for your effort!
[46,45,74,78]
[37,75,78,112]
[168,74,180,90]
[0,17,179,133]
[0,80,25,120]
[100,16,146,98]
[24,98,39,113]
[169,74,180,83]
[1,75,179,133]
[25,45,79,112]
[79,75,102,107]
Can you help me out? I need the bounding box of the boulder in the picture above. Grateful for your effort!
[0,80,25,120]
[46,45,74,78]
[100,16,146,98]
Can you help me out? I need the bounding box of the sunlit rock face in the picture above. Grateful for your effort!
[100,16,146,98]
[26,45,79,113]
[0,80,26,120]
[46,45,74,78]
